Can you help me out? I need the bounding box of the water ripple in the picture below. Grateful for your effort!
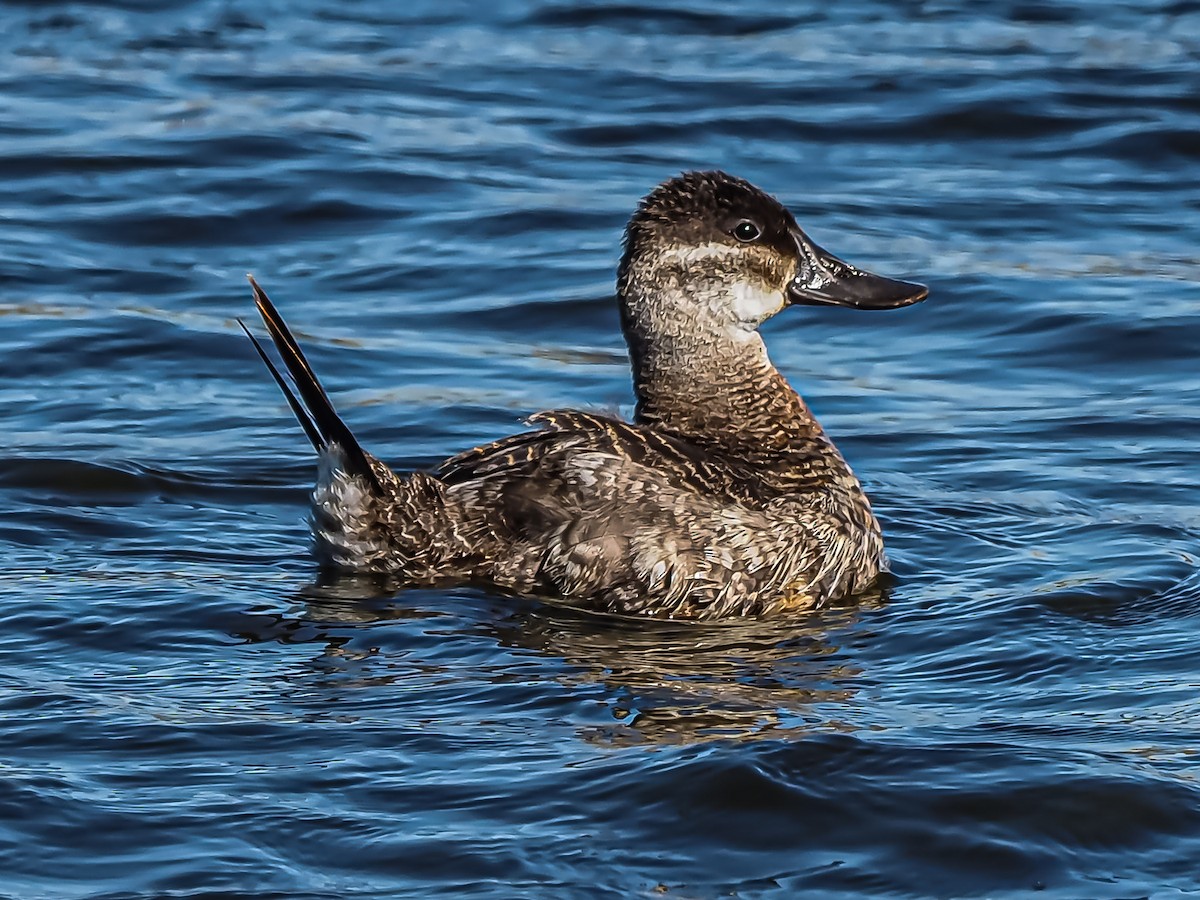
[2,0,1199,896]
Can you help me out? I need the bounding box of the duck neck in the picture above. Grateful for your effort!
[623,307,825,452]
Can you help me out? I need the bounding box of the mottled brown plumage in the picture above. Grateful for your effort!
[243,171,928,619]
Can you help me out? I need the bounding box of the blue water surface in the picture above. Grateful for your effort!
[2,1,1200,897]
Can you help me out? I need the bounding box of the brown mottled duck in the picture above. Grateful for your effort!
[241,171,928,619]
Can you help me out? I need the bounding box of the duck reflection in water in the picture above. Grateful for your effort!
[234,574,884,747]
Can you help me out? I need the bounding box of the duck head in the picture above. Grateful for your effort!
[617,170,928,343]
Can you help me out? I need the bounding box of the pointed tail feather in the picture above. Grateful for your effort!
[243,275,382,493]
[238,318,324,451]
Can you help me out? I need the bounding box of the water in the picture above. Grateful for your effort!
[2,1,1199,896]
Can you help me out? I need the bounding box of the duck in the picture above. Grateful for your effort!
[240,170,927,619]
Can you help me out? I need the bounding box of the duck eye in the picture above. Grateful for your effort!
[733,220,761,242]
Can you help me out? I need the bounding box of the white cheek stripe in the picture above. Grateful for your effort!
[657,242,738,266]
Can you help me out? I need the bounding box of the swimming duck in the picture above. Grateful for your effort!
[241,171,927,619]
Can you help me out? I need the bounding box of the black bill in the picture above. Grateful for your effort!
[787,229,928,310]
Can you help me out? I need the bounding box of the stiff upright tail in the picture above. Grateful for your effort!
[240,275,382,493]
